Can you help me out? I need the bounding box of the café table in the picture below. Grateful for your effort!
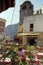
[32,58,41,65]
[26,57,41,65]
[0,58,11,65]
[36,53,43,59]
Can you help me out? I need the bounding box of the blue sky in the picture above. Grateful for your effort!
[0,0,43,27]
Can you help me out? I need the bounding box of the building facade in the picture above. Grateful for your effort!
[17,1,43,46]
[0,18,6,41]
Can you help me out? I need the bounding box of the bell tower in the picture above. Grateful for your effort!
[20,1,34,24]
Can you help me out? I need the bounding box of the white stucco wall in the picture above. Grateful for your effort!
[23,14,43,32]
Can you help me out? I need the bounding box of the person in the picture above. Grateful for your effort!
[18,48,26,61]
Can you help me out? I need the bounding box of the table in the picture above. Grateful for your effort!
[32,59,41,64]
[26,57,41,65]
[0,58,11,65]
[37,53,43,59]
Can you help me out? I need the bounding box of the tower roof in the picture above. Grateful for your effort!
[21,1,33,6]
[23,1,31,4]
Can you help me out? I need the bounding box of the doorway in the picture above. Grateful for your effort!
[27,37,37,45]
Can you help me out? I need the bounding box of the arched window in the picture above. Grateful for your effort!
[22,5,26,10]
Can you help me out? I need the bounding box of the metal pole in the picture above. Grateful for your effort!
[11,0,15,25]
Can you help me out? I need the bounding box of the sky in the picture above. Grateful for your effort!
[0,0,43,27]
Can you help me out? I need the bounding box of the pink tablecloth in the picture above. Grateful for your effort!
[0,58,11,65]
[37,53,43,59]
[0,62,11,65]
[26,58,41,64]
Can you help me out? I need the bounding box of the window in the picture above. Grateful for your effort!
[22,6,26,10]
[30,6,32,9]
[30,24,33,31]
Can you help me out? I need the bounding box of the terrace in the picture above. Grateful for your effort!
[0,43,43,65]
